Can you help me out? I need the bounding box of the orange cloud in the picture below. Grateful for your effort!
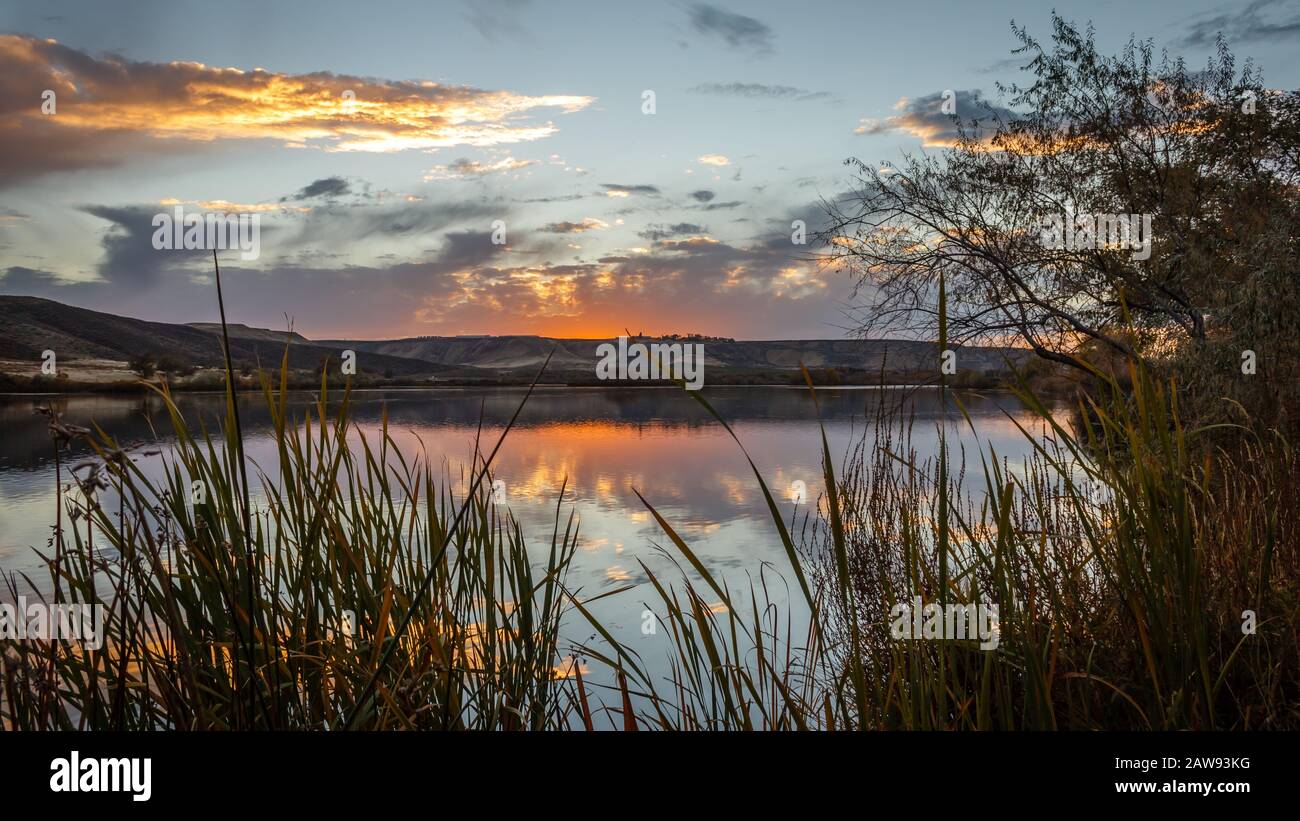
[854,90,1016,148]
[0,34,593,184]
[158,197,307,214]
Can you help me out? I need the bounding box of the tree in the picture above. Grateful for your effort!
[154,354,194,376]
[821,16,1299,426]
[128,353,156,377]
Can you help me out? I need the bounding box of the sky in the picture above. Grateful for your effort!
[2,0,1298,340]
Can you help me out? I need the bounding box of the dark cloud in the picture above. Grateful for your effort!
[296,200,504,243]
[976,56,1034,75]
[854,89,1017,146]
[0,266,68,291]
[689,190,716,203]
[638,223,707,241]
[653,236,732,255]
[1178,0,1300,47]
[81,205,208,290]
[0,227,512,336]
[689,82,830,101]
[601,183,661,197]
[431,229,510,269]
[687,3,775,56]
[518,193,587,203]
[65,197,504,296]
[698,200,743,211]
[283,176,352,201]
[540,219,607,233]
[755,196,842,251]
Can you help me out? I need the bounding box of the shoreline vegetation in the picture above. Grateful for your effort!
[0,365,1042,394]
[1,327,1294,729]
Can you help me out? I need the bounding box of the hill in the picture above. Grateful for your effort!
[0,296,1031,390]
[186,323,311,345]
[0,296,461,380]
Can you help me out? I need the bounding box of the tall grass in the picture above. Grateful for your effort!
[2,353,1295,730]
[3,363,581,730]
[579,359,1297,730]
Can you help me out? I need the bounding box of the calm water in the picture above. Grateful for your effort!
[0,386,1056,686]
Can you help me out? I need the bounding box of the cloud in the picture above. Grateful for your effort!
[697,200,743,211]
[2,207,843,339]
[61,196,505,293]
[601,183,661,198]
[2,222,510,335]
[330,200,505,242]
[854,90,1017,147]
[424,156,538,180]
[1177,0,1300,47]
[688,189,716,203]
[654,236,725,251]
[975,56,1034,75]
[428,228,510,270]
[697,154,731,166]
[686,3,774,56]
[462,0,532,41]
[284,177,352,201]
[638,223,707,241]
[0,266,66,291]
[517,193,587,203]
[0,34,592,186]
[540,218,609,234]
[81,205,207,289]
[689,82,830,101]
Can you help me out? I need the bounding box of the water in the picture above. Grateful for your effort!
[0,385,1056,692]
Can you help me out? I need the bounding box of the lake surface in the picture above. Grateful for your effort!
[0,386,1058,691]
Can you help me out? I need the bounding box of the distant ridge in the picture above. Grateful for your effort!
[0,296,1029,381]
[0,296,459,378]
